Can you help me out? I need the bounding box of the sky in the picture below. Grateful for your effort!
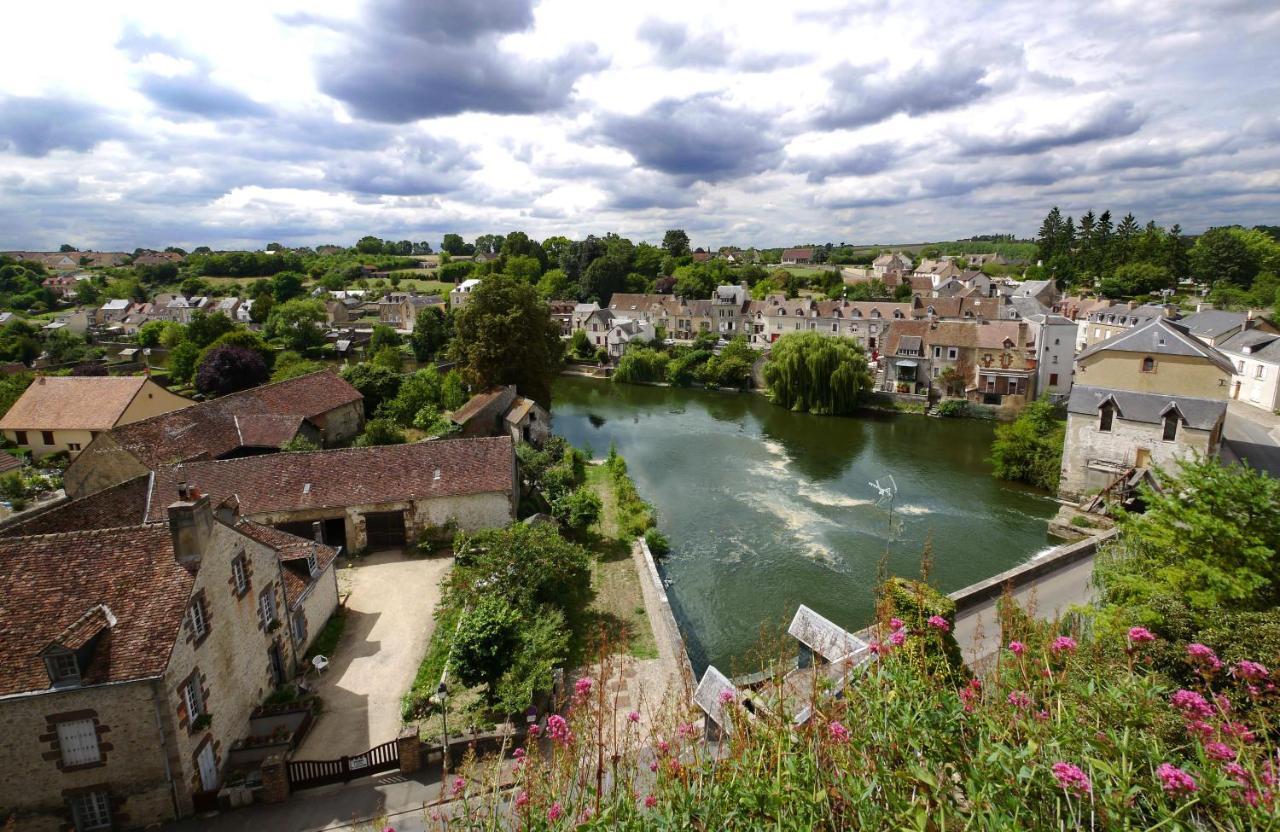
[0,0,1278,252]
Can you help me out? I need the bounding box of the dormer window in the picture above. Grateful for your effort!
[1099,401,1115,432]
[306,550,319,577]
[1162,412,1179,442]
[46,651,80,686]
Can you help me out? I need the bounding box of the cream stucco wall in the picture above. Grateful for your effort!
[1076,352,1229,399]
[117,380,191,425]
[1224,352,1280,412]
[6,427,98,460]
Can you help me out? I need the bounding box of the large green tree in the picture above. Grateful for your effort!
[264,298,326,353]
[449,273,563,406]
[662,229,691,258]
[1190,227,1261,287]
[762,332,872,415]
[987,396,1066,491]
[410,306,450,361]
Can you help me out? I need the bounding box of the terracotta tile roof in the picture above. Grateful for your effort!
[0,524,193,696]
[0,376,156,431]
[98,370,361,469]
[450,388,512,426]
[882,320,933,355]
[782,247,814,260]
[0,453,22,474]
[235,414,305,448]
[975,321,1027,349]
[2,474,152,537]
[149,437,514,518]
[233,520,339,608]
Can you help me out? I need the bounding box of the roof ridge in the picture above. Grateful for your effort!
[173,434,513,467]
[1,521,168,542]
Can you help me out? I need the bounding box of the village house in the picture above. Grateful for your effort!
[449,278,481,309]
[63,370,364,499]
[571,302,601,336]
[1080,301,1173,348]
[235,299,254,324]
[95,299,133,327]
[872,251,913,277]
[548,300,576,336]
[881,319,934,394]
[746,296,913,354]
[917,295,1010,322]
[1216,327,1280,411]
[132,251,185,267]
[0,493,338,831]
[1061,317,1232,501]
[451,385,551,445]
[1177,307,1276,348]
[0,376,192,461]
[1023,313,1078,397]
[378,292,444,332]
[914,258,963,285]
[606,318,658,358]
[780,247,815,265]
[160,296,215,325]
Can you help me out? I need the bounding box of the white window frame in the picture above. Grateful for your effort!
[232,557,248,595]
[187,599,208,641]
[69,790,111,831]
[1256,365,1266,380]
[47,651,80,685]
[183,676,204,721]
[57,718,101,766]
[258,587,277,629]
[292,612,307,643]
[305,552,318,577]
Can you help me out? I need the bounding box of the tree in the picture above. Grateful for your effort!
[1098,262,1170,298]
[662,229,692,258]
[195,345,268,396]
[450,596,522,702]
[264,298,326,353]
[0,321,41,365]
[569,329,592,360]
[43,330,90,365]
[449,274,563,406]
[410,306,450,361]
[370,345,404,372]
[505,255,542,284]
[762,332,872,415]
[441,233,471,256]
[186,310,236,348]
[167,341,201,385]
[355,418,406,446]
[552,485,601,532]
[270,350,323,382]
[369,324,402,354]
[59,243,77,252]
[535,268,571,300]
[0,372,34,419]
[987,396,1065,491]
[1166,224,1190,283]
[1191,227,1262,288]
[700,336,755,389]
[201,328,275,369]
[340,363,402,413]
[249,292,274,324]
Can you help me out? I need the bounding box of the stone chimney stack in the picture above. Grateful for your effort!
[168,485,214,568]
[312,521,323,544]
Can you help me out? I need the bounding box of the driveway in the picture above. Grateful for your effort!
[295,549,452,759]
[1224,401,1280,479]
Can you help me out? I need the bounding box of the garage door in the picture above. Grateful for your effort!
[364,511,406,549]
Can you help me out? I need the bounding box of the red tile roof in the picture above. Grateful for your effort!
[0,524,193,695]
[149,437,514,518]
[235,414,306,448]
[2,474,153,536]
[234,520,338,607]
[0,376,160,431]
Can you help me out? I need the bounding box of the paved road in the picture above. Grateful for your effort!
[295,550,453,759]
[1224,402,1280,479]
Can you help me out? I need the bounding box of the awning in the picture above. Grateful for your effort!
[895,359,918,367]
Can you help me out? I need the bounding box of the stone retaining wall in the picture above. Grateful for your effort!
[636,537,696,689]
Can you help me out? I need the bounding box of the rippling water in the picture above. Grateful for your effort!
[551,377,1056,674]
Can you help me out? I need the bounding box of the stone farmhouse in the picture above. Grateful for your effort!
[64,370,364,499]
[451,387,551,446]
[0,492,338,831]
[378,292,444,333]
[1060,317,1233,501]
[0,376,191,461]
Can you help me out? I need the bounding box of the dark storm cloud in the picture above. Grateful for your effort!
[315,0,604,122]
[637,18,806,72]
[323,137,478,195]
[603,174,699,211]
[955,99,1145,157]
[790,142,902,183]
[0,96,126,157]
[595,95,784,183]
[814,60,992,129]
[136,74,271,119]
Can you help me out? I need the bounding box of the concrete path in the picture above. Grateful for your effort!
[295,550,453,759]
[1224,401,1280,478]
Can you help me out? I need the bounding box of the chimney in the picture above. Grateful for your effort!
[312,521,323,544]
[168,487,214,568]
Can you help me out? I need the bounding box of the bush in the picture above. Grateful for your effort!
[195,345,269,396]
[611,346,668,384]
[355,418,406,446]
[552,485,602,533]
[880,576,965,680]
[988,395,1064,491]
[935,398,968,418]
[643,527,670,556]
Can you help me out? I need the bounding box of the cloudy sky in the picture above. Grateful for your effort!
[1,0,1278,252]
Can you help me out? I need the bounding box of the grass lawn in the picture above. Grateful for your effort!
[582,465,657,660]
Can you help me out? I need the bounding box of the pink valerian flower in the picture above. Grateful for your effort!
[656,739,670,754]
[1036,709,1050,721]
[1205,742,1235,762]
[514,791,530,810]
[1224,761,1249,784]
[1233,660,1270,681]
[1051,761,1092,796]
[958,679,981,713]
[627,710,641,723]
[1008,640,1026,656]
[667,758,682,775]
[868,640,885,655]
[1007,690,1032,710]
[1171,689,1215,720]
[1185,719,1215,741]
[890,630,906,647]
[547,802,563,822]
[889,617,904,631]
[1187,643,1223,671]
[1127,626,1156,643]
[677,722,697,739]
[927,615,950,632]
[513,747,526,759]
[644,795,658,809]
[527,724,540,738]
[451,777,465,796]
[1050,636,1077,654]
[718,690,735,705]
[574,677,593,699]
[1157,763,1198,795]
[649,760,659,772]
[828,721,850,743]
[1221,722,1256,744]
[546,714,571,745]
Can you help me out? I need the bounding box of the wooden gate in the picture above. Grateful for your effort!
[287,740,399,790]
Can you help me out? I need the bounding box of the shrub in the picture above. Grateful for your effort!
[195,344,269,396]
[880,576,965,680]
[643,527,670,556]
[988,395,1065,491]
[935,398,968,418]
[612,346,668,384]
[551,485,602,533]
[355,418,406,446]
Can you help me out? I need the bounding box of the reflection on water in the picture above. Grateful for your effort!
[551,377,1055,674]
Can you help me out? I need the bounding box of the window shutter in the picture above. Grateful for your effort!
[57,719,100,766]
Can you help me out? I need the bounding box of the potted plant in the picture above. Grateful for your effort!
[192,713,212,731]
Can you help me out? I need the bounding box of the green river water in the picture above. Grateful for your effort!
[551,376,1057,674]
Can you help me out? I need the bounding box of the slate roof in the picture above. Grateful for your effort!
[0,524,193,696]
[1076,317,1237,374]
[94,370,361,469]
[0,376,159,431]
[1178,309,1249,341]
[148,437,514,518]
[2,474,153,536]
[1067,385,1227,430]
[1218,329,1280,362]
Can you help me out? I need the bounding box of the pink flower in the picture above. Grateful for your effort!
[527,724,540,738]
[1050,636,1077,654]
[644,795,657,809]
[889,617,904,631]
[1008,640,1026,656]
[1221,722,1256,744]
[1187,643,1223,671]
[514,791,530,809]
[828,721,850,743]
[649,760,659,772]
[1127,626,1156,643]
[574,677,593,698]
[1157,763,1198,795]
[547,802,563,822]
[1205,742,1235,761]
[546,714,571,745]
[451,777,465,796]
[514,747,526,759]
[1051,761,1092,796]
[627,710,640,723]
[657,739,669,754]
[677,722,697,739]
[890,630,906,646]
[1224,761,1249,783]
[1233,660,1270,681]
[1036,709,1050,721]
[868,640,885,655]
[927,615,950,632]
[718,690,735,705]
[1007,690,1032,710]
[1171,690,1214,720]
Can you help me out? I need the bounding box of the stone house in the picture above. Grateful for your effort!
[378,293,444,332]
[1060,317,1232,501]
[547,300,575,337]
[970,321,1035,407]
[914,258,963,284]
[606,319,657,358]
[0,493,337,831]
[580,307,616,349]
[1080,302,1172,349]
[571,303,600,336]
[747,296,913,355]
[451,386,551,446]
[449,279,481,309]
[0,376,192,461]
[95,299,132,327]
[159,296,215,324]
[882,320,934,394]
[64,370,364,499]
[872,251,913,277]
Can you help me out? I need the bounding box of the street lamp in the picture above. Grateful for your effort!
[436,681,449,777]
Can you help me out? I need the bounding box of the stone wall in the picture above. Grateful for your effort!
[1060,411,1215,500]
[316,401,365,445]
[295,563,340,656]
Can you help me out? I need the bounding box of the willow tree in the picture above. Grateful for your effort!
[762,332,873,415]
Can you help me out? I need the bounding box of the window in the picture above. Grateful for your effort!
[292,612,307,643]
[182,675,204,721]
[932,346,942,359]
[232,556,248,595]
[46,652,80,686]
[1051,355,1058,364]
[69,790,111,831]
[41,430,55,445]
[258,587,277,629]
[830,323,838,333]
[1256,365,1266,380]
[1237,360,1246,373]
[57,719,101,766]
[1163,412,1179,442]
[869,324,879,334]
[1099,402,1115,433]
[1049,373,1059,386]
[305,550,318,577]
[1141,356,1156,373]
[14,431,26,445]
[67,443,81,452]
[948,347,958,360]
[187,598,208,642]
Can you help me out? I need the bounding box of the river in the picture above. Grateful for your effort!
[551,376,1057,675]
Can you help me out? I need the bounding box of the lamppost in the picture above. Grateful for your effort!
[436,681,449,778]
